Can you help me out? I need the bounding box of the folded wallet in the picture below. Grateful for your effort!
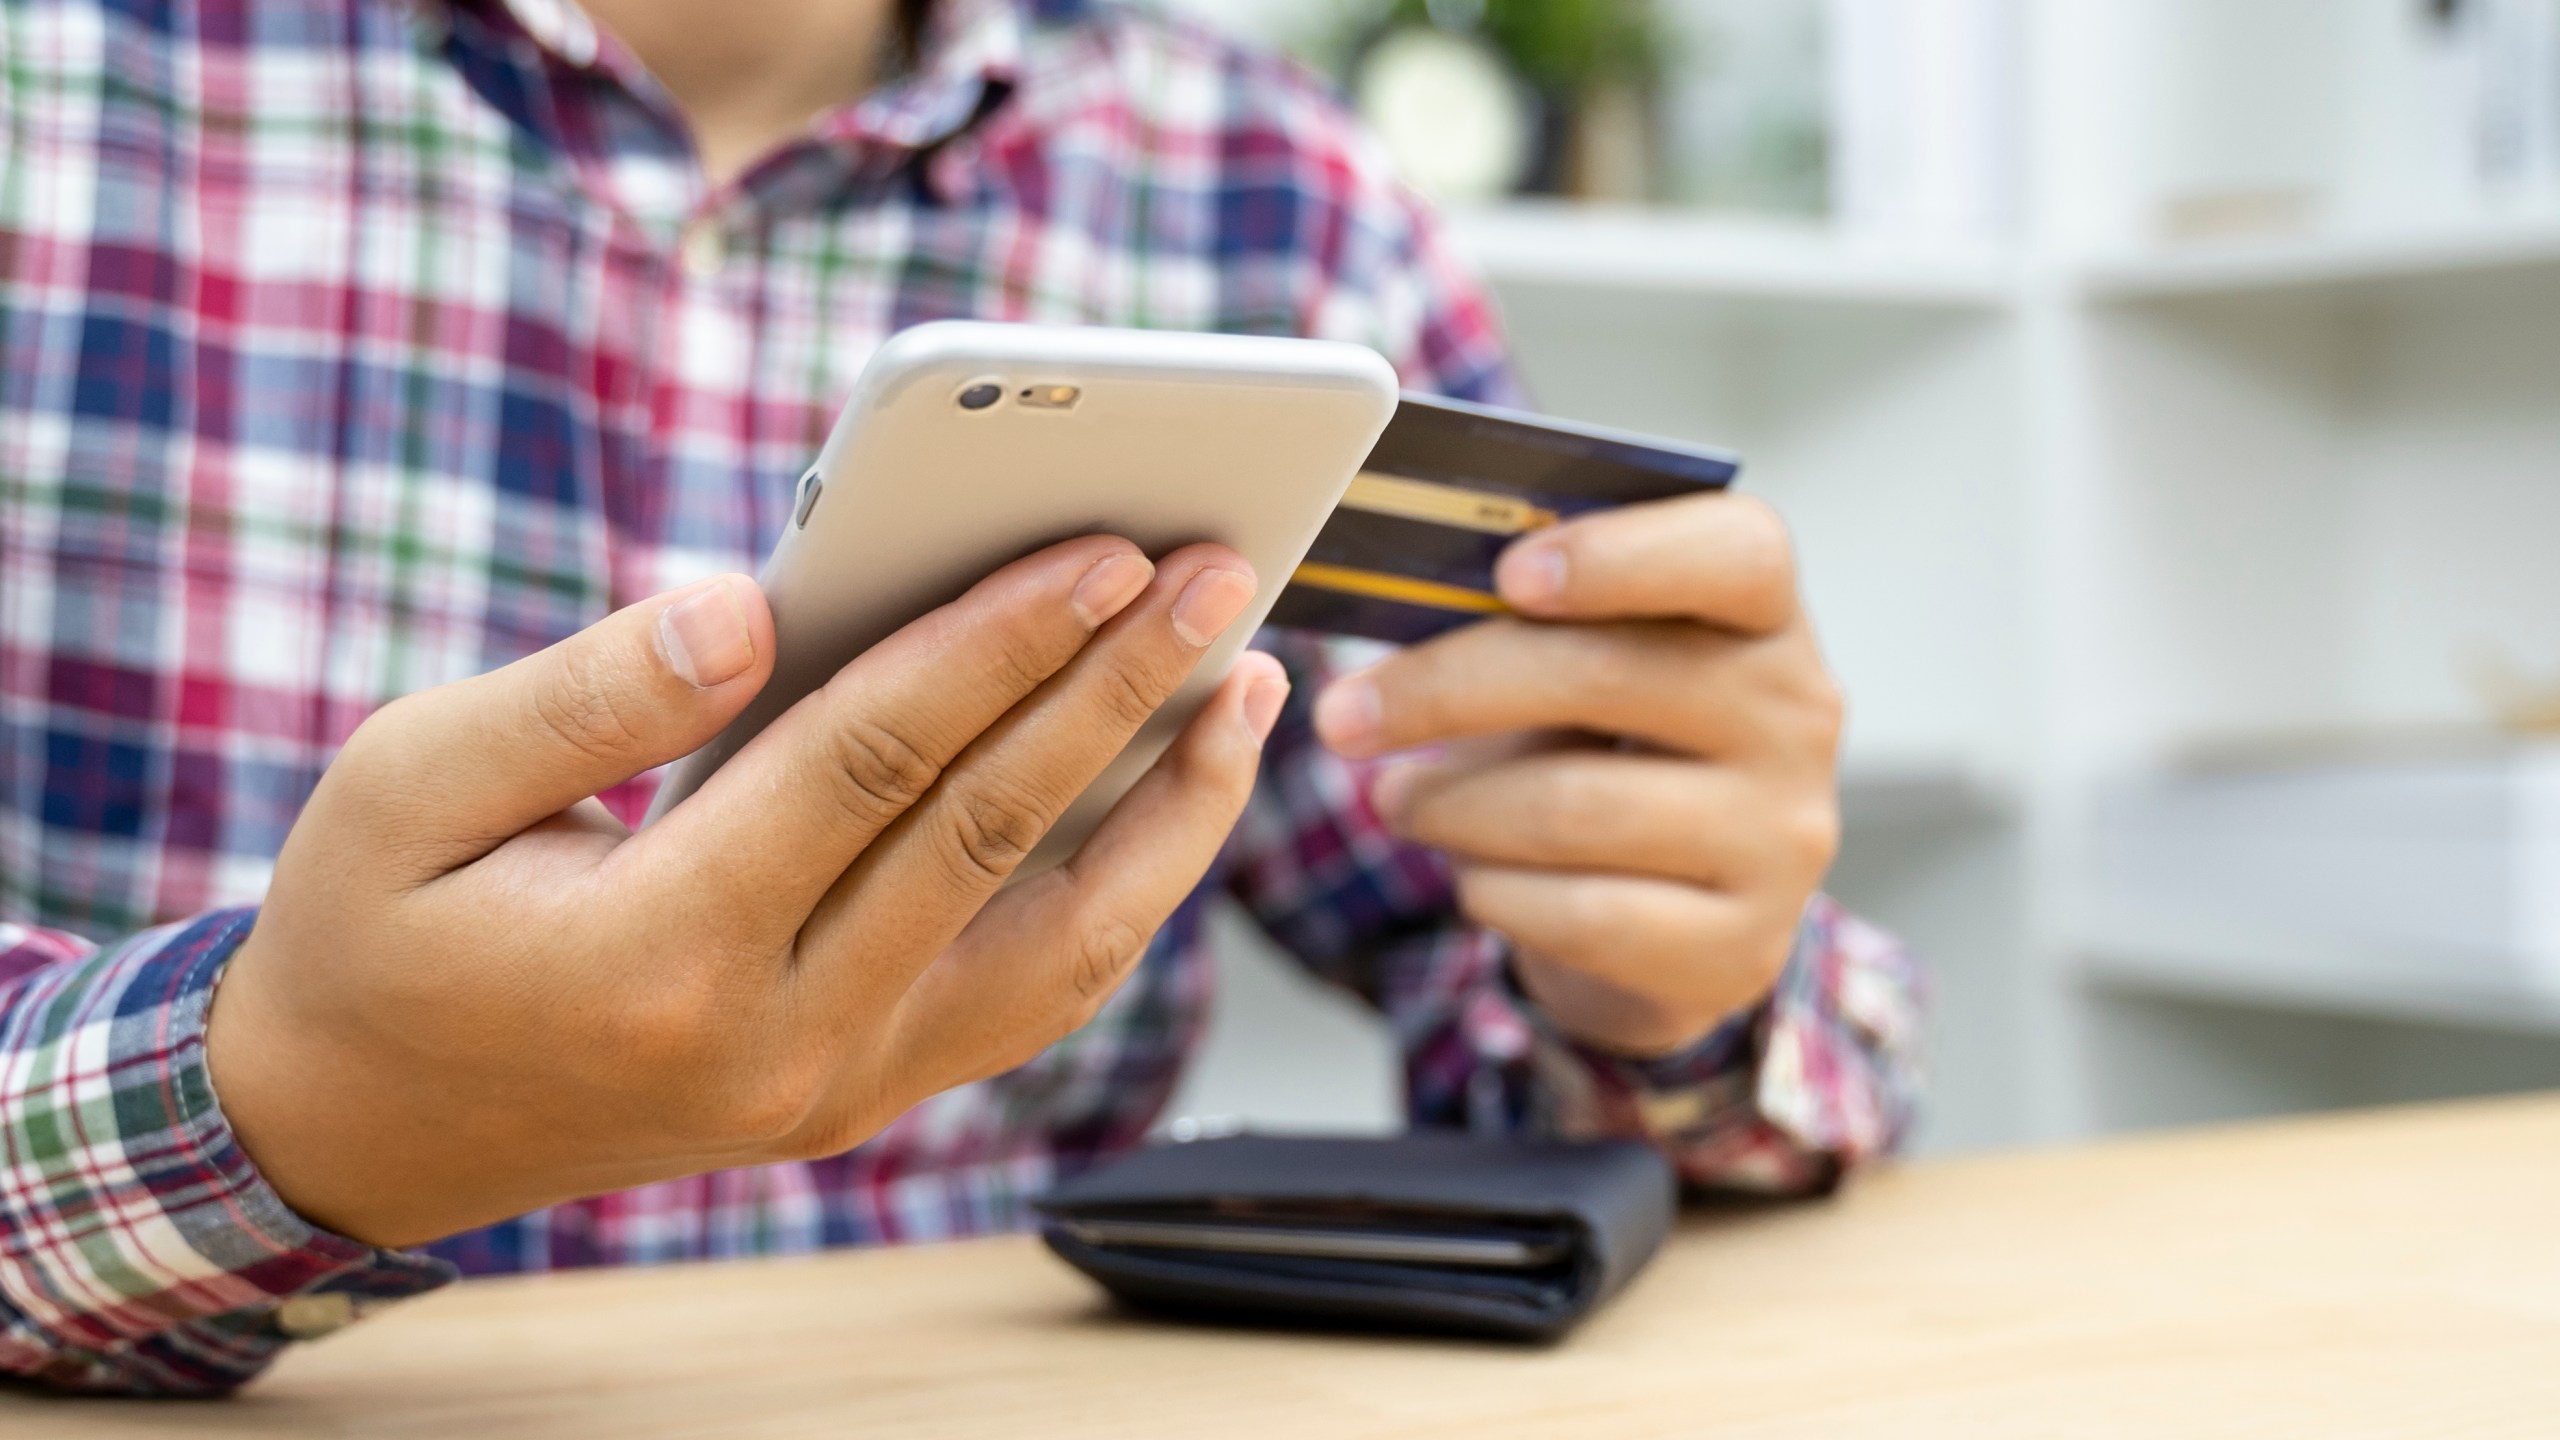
[1034,1133,1677,1341]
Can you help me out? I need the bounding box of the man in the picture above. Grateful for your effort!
[0,0,1923,1395]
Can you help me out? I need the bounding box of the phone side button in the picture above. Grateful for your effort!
[793,467,824,528]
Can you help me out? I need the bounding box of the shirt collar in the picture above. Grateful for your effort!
[490,0,602,68]
[459,0,1056,155]
[820,0,1031,153]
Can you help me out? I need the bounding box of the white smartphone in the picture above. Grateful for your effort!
[645,321,1401,876]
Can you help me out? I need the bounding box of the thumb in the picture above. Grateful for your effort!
[331,575,774,862]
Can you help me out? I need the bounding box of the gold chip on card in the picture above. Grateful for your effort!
[1339,471,1559,536]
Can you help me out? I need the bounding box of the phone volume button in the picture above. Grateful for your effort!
[792,468,824,528]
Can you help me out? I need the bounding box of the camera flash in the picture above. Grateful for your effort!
[1021,384,1081,410]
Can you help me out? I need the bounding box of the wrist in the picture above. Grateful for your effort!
[1511,953,1731,1059]
[204,925,754,1248]
[204,927,449,1247]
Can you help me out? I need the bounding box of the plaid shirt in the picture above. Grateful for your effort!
[0,0,1926,1395]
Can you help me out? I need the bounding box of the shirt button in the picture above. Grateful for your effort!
[680,219,727,279]
[275,1293,358,1339]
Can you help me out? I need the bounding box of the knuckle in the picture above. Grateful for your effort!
[1741,639,1845,756]
[1738,916,1801,994]
[715,1062,831,1149]
[984,618,1072,700]
[1726,499,1800,603]
[1460,768,1579,851]
[610,989,827,1146]
[1540,764,1609,837]
[1373,647,1453,735]
[825,714,943,821]
[1777,658,1846,743]
[776,1069,908,1161]
[1551,878,1614,940]
[313,698,449,849]
[342,693,416,756]
[1799,668,1848,752]
[531,647,650,763]
[770,1115,865,1165]
[1452,864,1526,932]
[1807,664,1846,722]
[1066,907,1151,1004]
[1093,652,1178,733]
[1057,999,1111,1041]
[942,778,1051,884]
[925,570,1083,705]
[606,981,727,1076]
[1784,799,1843,877]
[339,692,436,777]
[320,706,405,800]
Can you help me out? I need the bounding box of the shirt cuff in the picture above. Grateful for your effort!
[1,909,453,1395]
[1506,895,1926,1195]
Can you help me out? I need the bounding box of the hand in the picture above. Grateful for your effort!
[1311,493,1841,1058]
[208,538,1283,1248]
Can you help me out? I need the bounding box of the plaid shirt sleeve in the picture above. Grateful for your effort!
[1229,133,1927,1190]
[0,914,452,1395]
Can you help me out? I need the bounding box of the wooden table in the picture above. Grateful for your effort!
[16,1094,2560,1438]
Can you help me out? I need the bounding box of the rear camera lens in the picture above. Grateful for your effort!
[958,383,1003,411]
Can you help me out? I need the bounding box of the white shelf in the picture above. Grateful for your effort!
[1445,205,2018,311]
[1453,208,2560,308]
[2080,925,2560,1037]
[2079,216,2560,299]
[1839,755,2011,829]
[1397,0,2560,1148]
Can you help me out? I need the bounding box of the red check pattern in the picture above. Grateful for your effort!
[0,0,1925,1394]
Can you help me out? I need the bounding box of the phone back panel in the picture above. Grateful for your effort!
[649,322,1400,875]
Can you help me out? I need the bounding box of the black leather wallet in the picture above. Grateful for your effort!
[1034,1133,1676,1341]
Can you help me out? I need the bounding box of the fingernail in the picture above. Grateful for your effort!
[1312,674,1383,757]
[1072,551,1154,628]
[1242,675,1290,746]
[1497,540,1569,613]
[658,578,755,688]
[1172,568,1257,648]
[1369,761,1415,825]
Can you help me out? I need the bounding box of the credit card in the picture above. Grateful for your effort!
[1264,393,1742,644]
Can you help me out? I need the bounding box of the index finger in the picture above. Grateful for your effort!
[1494,491,1800,634]
[623,535,1154,925]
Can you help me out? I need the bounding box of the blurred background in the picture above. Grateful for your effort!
[1160,0,2560,1155]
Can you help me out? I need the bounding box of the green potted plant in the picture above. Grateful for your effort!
[1334,0,1669,202]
